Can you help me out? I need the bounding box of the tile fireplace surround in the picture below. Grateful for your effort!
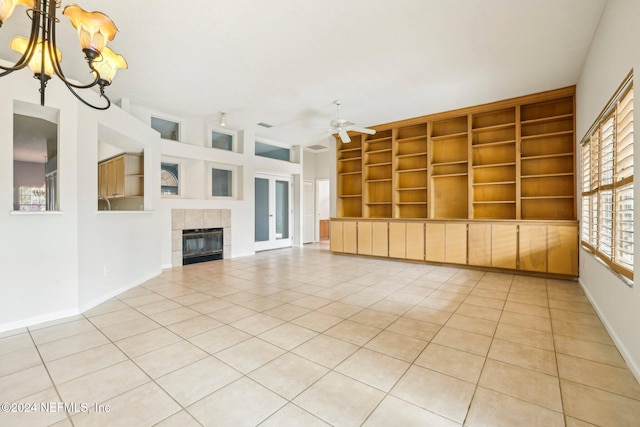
[171,209,231,267]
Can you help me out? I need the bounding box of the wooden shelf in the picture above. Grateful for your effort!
[521,113,573,125]
[472,122,516,132]
[339,147,362,153]
[520,130,573,141]
[472,140,516,148]
[431,131,468,141]
[366,148,392,154]
[521,196,574,200]
[366,136,392,143]
[473,200,516,204]
[432,160,468,166]
[521,172,574,179]
[397,168,427,173]
[397,186,427,191]
[521,152,573,160]
[396,135,428,143]
[473,162,516,169]
[396,152,428,158]
[473,181,516,186]
[335,87,575,222]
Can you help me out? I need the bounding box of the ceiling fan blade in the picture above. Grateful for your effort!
[338,130,351,143]
[350,126,376,135]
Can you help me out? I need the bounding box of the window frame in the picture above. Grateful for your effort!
[161,162,180,197]
[580,73,633,281]
[209,164,235,199]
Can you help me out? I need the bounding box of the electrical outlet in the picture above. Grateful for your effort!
[103,265,108,277]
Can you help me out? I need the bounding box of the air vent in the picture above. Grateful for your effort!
[257,122,273,128]
[308,145,328,151]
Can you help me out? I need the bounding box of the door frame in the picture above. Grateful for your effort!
[255,172,293,251]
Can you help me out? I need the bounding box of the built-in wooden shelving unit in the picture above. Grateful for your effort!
[335,86,576,221]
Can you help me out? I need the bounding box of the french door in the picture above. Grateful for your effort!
[255,174,293,251]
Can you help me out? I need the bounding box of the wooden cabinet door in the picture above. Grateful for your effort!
[406,222,425,260]
[389,222,406,258]
[114,156,125,197]
[357,221,373,255]
[548,225,578,276]
[425,223,446,262]
[492,224,518,269]
[445,223,467,265]
[519,224,547,273]
[343,221,358,254]
[106,160,116,197]
[330,221,343,252]
[468,223,491,266]
[98,163,108,198]
[372,222,389,257]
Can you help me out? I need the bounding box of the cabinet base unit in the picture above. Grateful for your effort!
[330,219,578,279]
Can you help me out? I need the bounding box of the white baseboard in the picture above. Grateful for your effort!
[579,278,640,383]
[0,270,161,334]
[78,270,161,313]
[0,307,81,334]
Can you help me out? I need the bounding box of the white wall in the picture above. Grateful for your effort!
[576,0,640,380]
[125,103,304,266]
[0,70,162,332]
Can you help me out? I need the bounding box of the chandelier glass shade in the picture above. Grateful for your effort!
[0,0,127,110]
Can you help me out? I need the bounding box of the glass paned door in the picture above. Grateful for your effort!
[255,174,292,251]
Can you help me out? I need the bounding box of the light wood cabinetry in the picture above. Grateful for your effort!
[445,223,468,265]
[468,223,491,266]
[395,124,429,219]
[547,225,578,276]
[330,218,578,278]
[520,96,575,220]
[331,87,578,278]
[330,221,344,252]
[431,116,469,219]
[364,130,393,218]
[425,222,445,262]
[519,224,547,273]
[342,221,357,254]
[371,222,389,257]
[491,224,518,269]
[389,222,406,259]
[98,153,144,199]
[337,135,363,217]
[335,87,575,222]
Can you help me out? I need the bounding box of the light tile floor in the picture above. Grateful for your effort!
[1,242,640,426]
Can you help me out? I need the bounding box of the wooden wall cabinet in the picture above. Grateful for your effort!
[98,153,144,199]
[332,87,578,278]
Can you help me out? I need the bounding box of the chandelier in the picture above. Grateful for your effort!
[0,0,127,110]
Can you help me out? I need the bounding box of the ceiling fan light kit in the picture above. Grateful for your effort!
[330,99,375,143]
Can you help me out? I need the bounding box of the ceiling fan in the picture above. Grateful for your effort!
[329,100,376,143]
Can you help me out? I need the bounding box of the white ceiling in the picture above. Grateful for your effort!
[1,0,606,147]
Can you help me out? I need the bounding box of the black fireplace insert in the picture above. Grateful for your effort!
[182,228,223,265]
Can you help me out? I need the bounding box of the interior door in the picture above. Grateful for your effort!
[255,174,293,251]
[303,180,315,243]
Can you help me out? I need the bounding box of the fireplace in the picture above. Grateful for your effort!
[182,228,223,265]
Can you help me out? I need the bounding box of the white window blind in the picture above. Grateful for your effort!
[580,75,633,280]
